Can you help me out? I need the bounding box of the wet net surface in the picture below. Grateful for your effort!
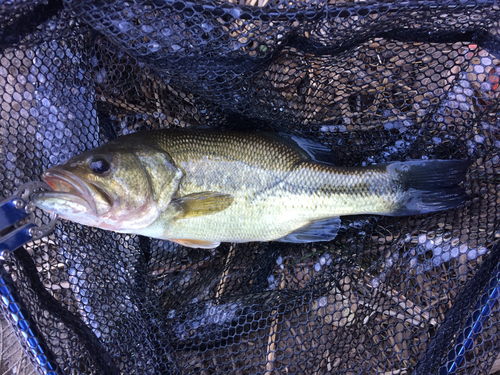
[1,0,500,374]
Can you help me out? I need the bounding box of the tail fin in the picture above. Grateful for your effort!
[387,160,470,216]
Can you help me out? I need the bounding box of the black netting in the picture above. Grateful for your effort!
[1,0,500,374]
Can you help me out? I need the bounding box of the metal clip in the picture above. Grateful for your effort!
[0,182,57,257]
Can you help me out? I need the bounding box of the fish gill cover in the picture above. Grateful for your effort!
[0,0,500,374]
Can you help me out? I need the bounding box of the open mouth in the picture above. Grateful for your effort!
[42,169,100,214]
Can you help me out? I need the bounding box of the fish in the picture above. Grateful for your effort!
[33,129,469,249]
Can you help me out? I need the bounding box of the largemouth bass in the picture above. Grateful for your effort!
[33,130,469,249]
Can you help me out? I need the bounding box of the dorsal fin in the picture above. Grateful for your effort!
[260,132,336,164]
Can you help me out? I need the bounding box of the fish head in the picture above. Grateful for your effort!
[34,140,182,232]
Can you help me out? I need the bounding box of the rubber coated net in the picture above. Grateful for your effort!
[1,1,500,374]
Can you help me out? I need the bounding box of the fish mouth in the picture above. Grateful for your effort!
[41,168,113,215]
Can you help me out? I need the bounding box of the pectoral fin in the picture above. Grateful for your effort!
[169,238,221,249]
[173,192,234,219]
[278,217,341,243]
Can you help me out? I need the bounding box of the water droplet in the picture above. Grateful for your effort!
[230,7,241,18]
[201,23,213,32]
[161,27,172,37]
[118,21,133,32]
[141,24,154,33]
[148,43,160,52]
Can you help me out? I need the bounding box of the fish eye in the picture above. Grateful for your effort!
[89,158,111,174]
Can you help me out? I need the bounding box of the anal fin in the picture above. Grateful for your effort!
[278,217,341,243]
[169,238,221,249]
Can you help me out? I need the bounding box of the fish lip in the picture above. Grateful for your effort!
[42,168,101,215]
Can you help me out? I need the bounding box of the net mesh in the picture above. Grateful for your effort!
[1,0,500,374]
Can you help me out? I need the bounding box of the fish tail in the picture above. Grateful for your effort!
[388,160,470,216]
